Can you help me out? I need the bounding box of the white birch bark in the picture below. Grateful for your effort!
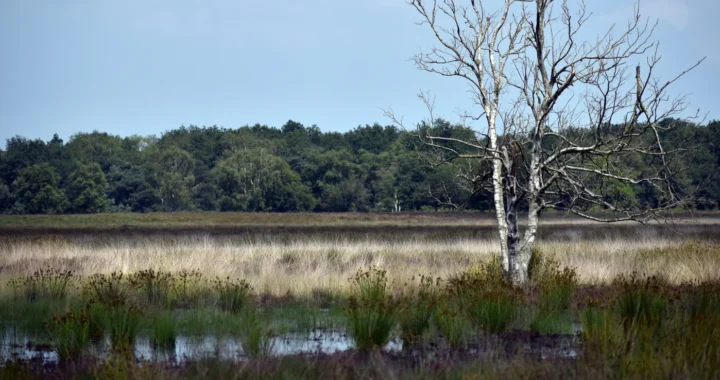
[396,0,702,285]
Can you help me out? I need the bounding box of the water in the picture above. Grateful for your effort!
[0,328,403,365]
[0,330,57,363]
[1,328,579,365]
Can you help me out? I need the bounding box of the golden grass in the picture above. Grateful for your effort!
[1,233,718,297]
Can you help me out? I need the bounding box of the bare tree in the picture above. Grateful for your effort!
[385,0,704,284]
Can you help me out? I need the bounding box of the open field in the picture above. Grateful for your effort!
[1,212,719,378]
[2,211,719,228]
[0,213,719,296]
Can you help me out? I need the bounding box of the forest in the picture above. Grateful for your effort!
[0,118,718,214]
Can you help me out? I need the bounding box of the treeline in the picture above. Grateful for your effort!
[0,119,718,214]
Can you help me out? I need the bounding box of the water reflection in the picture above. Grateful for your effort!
[1,329,403,364]
[1,327,580,365]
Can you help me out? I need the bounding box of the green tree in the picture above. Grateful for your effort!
[65,132,130,172]
[1,136,50,184]
[319,175,370,212]
[142,146,196,211]
[66,162,110,213]
[344,124,399,154]
[11,163,67,214]
[213,149,315,211]
[0,180,10,214]
[107,164,157,211]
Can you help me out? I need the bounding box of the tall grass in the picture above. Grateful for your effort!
[239,305,274,358]
[0,261,719,378]
[446,259,521,334]
[129,269,173,308]
[8,267,73,301]
[345,267,398,351]
[1,228,717,297]
[529,251,577,334]
[530,251,577,314]
[103,304,142,350]
[398,275,439,346]
[47,307,91,360]
[577,279,720,379]
[434,299,471,349]
[614,274,667,334]
[150,312,177,350]
[214,277,251,313]
[170,269,205,308]
[83,272,138,306]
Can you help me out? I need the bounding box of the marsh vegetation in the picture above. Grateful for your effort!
[0,213,718,378]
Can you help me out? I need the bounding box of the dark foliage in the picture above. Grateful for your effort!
[1,119,718,214]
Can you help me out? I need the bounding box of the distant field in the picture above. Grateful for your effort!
[0,211,718,229]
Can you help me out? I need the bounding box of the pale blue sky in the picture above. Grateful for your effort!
[0,0,717,146]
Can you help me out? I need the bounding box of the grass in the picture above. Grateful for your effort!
[0,266,719,379]
[398,275,438,346]
[102,303,142,349]
[150,312,177,350]
[529,251,578,334]
[1,213,720,378]
[213,277,251,313]
[1,210,717,228]
[129,269,174,308]
[47,307,91,360]
[580,306,621,356]
[446,259,522,334]
[0,298,74,336]
[529,312,574,334]
[615,274,667,334]
[1,226,718,298]
[2,349,720,380]
[344,267,398,351]
[8,267,73,301]
[239,305,274,358]
[433,300,471,349]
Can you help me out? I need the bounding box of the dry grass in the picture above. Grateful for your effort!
[1,211,718,229]
[1,229,718,297]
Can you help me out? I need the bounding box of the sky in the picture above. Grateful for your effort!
[0,0,717,146]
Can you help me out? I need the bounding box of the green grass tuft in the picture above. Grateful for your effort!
[345,267,398,351]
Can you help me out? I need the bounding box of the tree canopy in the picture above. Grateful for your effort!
[0,119,718,214]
